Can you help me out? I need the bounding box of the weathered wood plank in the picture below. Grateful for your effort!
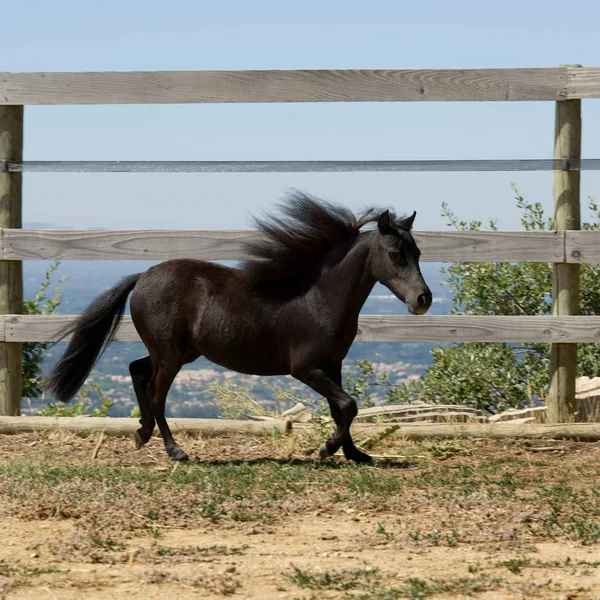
[566,66,600,99]
[2,229,260,261]
[0,106,23,416]
[343,422,600,441]
[0,68,568,105]
[0,416,292,437]
[5,314,600,343]
[1,229,564,263]
[356,315,600,343]
[565,231,600,263]
[414,231,563,263]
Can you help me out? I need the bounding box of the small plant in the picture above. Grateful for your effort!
[423,439,468,460]
[208,377,335,456]
[37,382,113,417]
[91,537,126,553]
[22,261,68,399]
[376,521,394,540]
[446,531,459,547]
[500,557,531,575]
[284,566,379,591]
[208,380,281,420]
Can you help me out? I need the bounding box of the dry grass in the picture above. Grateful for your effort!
[0,430,599,598]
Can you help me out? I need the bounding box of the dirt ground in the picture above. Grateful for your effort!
[1,430,599,599]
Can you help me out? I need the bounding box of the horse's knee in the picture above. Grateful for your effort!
[339,396,358,420]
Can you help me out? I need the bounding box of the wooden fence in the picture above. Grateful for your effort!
[1,66,600,421]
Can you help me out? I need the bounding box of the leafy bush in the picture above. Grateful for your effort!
[390,184,600,412]
[37,383,113,417]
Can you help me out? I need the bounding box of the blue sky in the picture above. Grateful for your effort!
[3,0,600,231]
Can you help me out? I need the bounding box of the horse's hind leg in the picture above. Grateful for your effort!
[129,356,155,449]
[147,357,188,461]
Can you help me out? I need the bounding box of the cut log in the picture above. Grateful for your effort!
[341,422,600,441]
[0,416,292,438]
[2,417,600,443]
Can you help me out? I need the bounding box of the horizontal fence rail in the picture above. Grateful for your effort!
[1,67,600,105]
[4,315,600,344]
[11,228,600,263]
[0,229,571,262]
[6,159,600,173]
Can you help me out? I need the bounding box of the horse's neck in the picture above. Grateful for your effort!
[317,234,376,318]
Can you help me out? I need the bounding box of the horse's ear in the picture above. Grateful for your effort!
[397,211,416,231]
[377,210,393,234]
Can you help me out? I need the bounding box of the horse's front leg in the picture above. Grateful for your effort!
[322,363,372,463]
[292,366,371,463]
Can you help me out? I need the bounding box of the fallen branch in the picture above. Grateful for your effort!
[356,424,401,450]
[90,431,105,460]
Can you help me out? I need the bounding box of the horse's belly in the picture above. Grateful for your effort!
[198,331,290,376]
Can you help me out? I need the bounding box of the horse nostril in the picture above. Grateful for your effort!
[417,293,429,307]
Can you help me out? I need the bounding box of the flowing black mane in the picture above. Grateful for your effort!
[241,191,380,284]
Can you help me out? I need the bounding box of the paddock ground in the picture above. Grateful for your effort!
[1,429,599,599]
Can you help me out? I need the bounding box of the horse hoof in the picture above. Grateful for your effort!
[134,430,147,450]
[170,448,189,462]
[318,444,330,461]
[348,449,372,464]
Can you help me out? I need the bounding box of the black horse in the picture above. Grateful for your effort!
[44,192,432,463]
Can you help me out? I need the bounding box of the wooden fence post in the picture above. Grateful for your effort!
[547,67,582,423]
[0,106,23,416]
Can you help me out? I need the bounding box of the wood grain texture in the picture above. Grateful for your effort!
[0,416,292,437]
[355,315,600,343]
[4,315,140,342]
[566,67,600,99]
[548,96,582,424]
[0,106,23,416]
[1,229,564,263]
[342,422,600,441]
[413,231,563,263]
[564,231,600,263]
[5,314,600,344]
[1,416,599,441]
[0,68,568,105]
[1,229,261,261]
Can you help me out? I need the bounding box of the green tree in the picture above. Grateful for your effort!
[391,184,600,413]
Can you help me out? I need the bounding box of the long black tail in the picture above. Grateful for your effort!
[44,273,142,403]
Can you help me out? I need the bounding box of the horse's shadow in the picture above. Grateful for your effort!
[189,456,415,470]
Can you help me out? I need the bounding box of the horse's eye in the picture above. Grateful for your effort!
[388,250,399,260]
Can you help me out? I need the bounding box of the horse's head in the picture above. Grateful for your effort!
[369,209,432,315]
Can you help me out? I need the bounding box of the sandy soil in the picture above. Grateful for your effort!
[1,432,599,599]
